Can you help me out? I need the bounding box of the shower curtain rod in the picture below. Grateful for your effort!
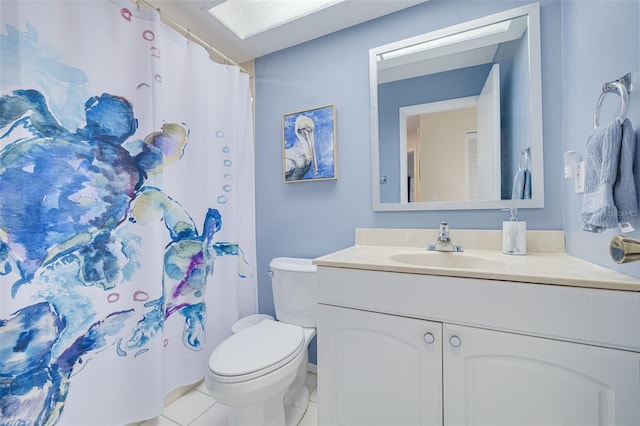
[135,0,253,79]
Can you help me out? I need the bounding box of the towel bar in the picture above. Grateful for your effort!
[593,73,631,128]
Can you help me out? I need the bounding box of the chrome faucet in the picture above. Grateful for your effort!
[427,222,463,252]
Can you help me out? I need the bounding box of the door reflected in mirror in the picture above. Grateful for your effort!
[402,63,501,203]
[370,3,543,211]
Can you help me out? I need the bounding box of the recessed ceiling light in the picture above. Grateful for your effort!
[209,0,344,40]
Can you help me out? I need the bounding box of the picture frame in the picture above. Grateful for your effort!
[282,104,337,182]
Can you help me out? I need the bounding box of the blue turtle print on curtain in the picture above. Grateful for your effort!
[0,16,249,425]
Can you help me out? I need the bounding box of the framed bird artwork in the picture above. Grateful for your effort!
[282,105,337,182]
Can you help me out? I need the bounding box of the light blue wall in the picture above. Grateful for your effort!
[561,0,640,276]
[254,0,640,364]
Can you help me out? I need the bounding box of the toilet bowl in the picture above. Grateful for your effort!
[206,257,317,426]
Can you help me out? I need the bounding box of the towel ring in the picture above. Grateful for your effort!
[593,80,629,128]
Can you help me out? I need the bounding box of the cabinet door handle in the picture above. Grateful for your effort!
[449,335,462,348]
[423,332,435,344]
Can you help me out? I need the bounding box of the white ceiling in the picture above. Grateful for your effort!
[145,0,429,64]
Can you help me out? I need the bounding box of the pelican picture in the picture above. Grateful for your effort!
[282,105,336,182]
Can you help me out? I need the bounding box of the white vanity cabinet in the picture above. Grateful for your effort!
[319,304,443,426]
[317,266,640,426]
[443,323,640,426]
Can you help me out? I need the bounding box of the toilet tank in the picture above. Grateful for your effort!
[269,257,317,327]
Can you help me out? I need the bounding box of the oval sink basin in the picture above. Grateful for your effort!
[389,252,505,269]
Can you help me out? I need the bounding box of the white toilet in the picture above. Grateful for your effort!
[206,257,317,426]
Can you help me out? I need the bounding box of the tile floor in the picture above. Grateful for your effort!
[139,372,318,426]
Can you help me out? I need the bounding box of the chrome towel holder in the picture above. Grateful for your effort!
[593,72,632,128]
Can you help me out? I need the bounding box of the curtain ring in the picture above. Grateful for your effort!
[593,81,628,128]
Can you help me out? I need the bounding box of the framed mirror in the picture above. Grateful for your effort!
[370,3,543,211]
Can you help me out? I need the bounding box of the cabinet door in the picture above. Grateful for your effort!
[443,324,640,426]
[318,304,442,426]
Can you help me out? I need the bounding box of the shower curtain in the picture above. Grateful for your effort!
[0,1,257,424]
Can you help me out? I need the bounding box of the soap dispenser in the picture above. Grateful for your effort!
[503,208,526,255]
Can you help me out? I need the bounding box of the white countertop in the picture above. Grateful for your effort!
[312,229,640,292]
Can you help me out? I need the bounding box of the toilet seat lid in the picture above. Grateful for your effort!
[208,320,304,379]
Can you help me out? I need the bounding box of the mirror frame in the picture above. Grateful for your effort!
[369,3,543,211]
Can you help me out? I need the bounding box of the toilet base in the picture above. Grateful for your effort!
[225,385,310,426]
[284,384,309,426]
[227,390,287,426]
[283,350,310,426]
[209,350,310,426]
